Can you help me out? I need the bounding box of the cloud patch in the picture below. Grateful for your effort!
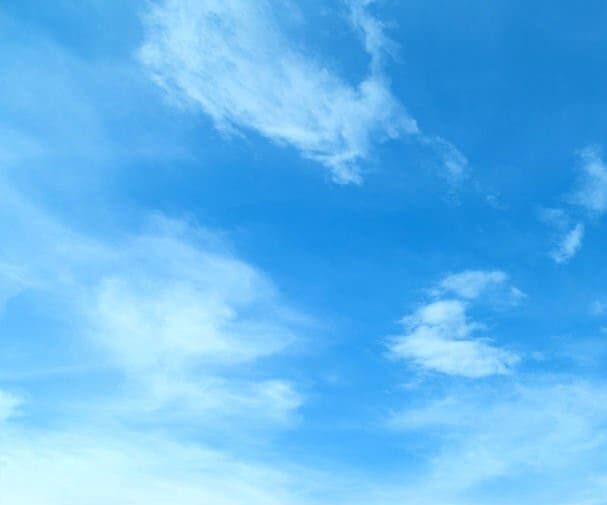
[542,146,607,263]
[572,146,607,215]
[0,184,305,426]
[551,222,584,264]
[389,379,607,504]
[139,0,465,183]
[388,270,521,378]
[0,389,22,422]
[0,429,312,505]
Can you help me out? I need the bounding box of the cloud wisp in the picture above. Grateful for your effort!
[542,146,607,263]
[388,379,607,505]
[388,270,521,378]
[551,222,584,264]
[0,181,317,503]
[0,426,322,505]
[139,0,466,184]
[571,146,607,215]
[84,220,305,423]
[0,182,305,426]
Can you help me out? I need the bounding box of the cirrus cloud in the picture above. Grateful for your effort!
[139,0,465,184]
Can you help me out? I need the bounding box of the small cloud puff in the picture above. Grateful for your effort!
[388,380,607,502]
[0,183,306,427]
[139,0,465,184]
[571,146,607,215]
[540,208,585,264]
[435,269,520,300]
[139,0,418,184]
[388,270,521,378]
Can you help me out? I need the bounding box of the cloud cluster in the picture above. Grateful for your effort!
[139,0,465,183]
[388,270,521,378]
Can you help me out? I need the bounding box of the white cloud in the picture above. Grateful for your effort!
[348,0,394,71]
[542,147,607,263]
[0,185,314,504]
[77,218,305,423]
[540,207,570,228]
[389,299,519,378]
[425,135,469,181]
[436,270,509,300]
[551,222,584,264]
[0,183,305,426]
[88,223,296,367]
[139,0,465,183]
[572,146,607,215]
[540,208,585,264]
[388,379,607,504]
[388,271,521,378]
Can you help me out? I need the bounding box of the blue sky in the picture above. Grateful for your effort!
[2,1,607,503]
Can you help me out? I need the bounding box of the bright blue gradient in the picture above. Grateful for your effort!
[2,2,607,504]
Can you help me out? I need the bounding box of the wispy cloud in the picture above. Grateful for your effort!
[0,172,326,503]
[0,428,316,505]
[423,135,469,181]
[0,389,22,422]
[388,379,607,504]
[434,269,523,300]
[83,218,305,423]
[540,208,584,264]
[571,146,607,215]
[348,0,395,71]
[139,0,466,184]
[542,146,607,263]
[551,222,584,264]
[388,270,521,378]
[0,183,306,426]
